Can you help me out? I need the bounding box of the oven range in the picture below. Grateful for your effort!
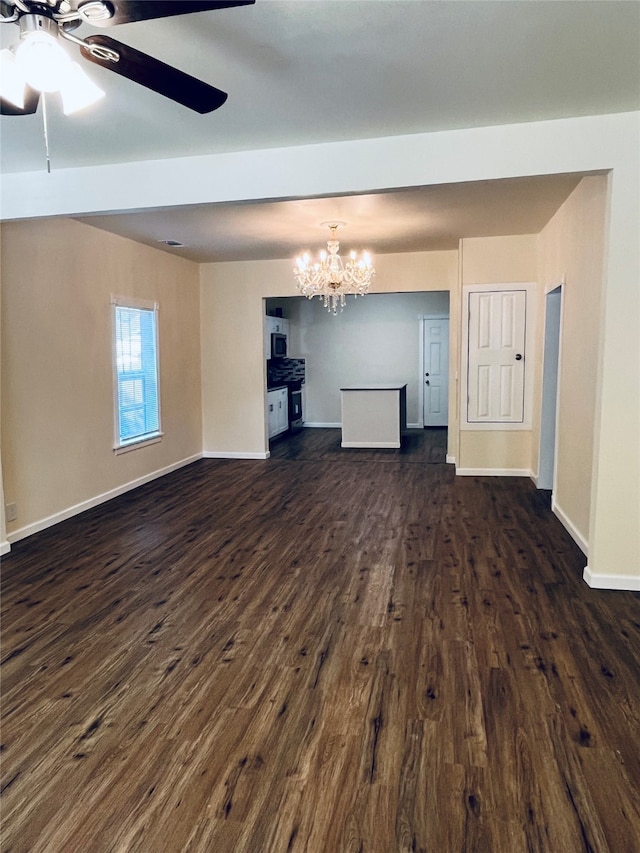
[287,381,304,431]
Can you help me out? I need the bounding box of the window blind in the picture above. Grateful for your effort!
[113,302,160,447]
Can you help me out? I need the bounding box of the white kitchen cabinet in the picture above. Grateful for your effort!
[264,316,290,358]
[267,387,288,438]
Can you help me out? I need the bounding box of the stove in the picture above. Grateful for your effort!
[287,381,304,431]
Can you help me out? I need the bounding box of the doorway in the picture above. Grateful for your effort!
[422,316,449,427]
[538,285,563,491]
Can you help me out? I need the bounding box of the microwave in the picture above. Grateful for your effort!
[271,332,287,359]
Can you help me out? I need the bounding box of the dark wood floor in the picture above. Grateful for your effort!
[1,428,639,852]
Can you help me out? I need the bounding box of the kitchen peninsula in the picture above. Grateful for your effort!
[340,384,407,448]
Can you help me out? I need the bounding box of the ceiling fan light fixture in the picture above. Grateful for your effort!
[60,62,105,114]
[0,48,27,109]
[15,27,72,93]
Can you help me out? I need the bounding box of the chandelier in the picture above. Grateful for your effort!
[294,222,375,314]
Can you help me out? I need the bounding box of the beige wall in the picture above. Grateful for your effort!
[459,431,532,471]
[200,258,294,456]
[200,251,457,456]
[535,175,608,547]
[457,235,538,472]
[1,219,202,541]
[589,161,639,584]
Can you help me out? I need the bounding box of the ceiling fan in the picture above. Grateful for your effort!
[0,0,255,116]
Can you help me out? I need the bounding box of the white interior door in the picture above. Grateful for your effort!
[423,317,449,426]
[467,290,526,423]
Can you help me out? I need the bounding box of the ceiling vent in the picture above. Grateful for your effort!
[158,239,185,248]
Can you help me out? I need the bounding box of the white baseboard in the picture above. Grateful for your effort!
[1,540,11,556]
[407,422,421,430]
[203,451,269,460]
[583,566,640,591]
[530,470,539,487]
[552,496,589,556]
[303,422,341,429]
[341,441,400,449]
[446,455,456,465]
[455,468,532,477]
[7,453,202,545]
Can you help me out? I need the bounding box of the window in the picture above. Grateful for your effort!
[112,296,161,451]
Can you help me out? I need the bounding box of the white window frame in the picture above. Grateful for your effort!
[111,295,163,454]
[460,282,537,431]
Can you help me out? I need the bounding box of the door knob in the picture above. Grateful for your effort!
[515,353,523,361]
[425,379,430,385]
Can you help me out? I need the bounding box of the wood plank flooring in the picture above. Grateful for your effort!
[1,428,639,852]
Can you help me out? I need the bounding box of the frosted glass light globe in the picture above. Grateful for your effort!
[15,30,72,93]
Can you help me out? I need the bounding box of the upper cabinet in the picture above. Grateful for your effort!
[264,315,290,359]
[265,316,289,335]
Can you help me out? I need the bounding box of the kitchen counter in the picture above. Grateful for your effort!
[267,379,304,392]
[340,384,407,448]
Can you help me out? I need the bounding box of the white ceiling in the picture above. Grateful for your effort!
[1,1,638,261]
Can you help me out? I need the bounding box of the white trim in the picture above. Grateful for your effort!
[552,496,589,556]
[530,471,539,487]
[1,541,11,556]
[303,422,341,429]
[114,433,163,455]
[545,273,566,295]
[583,567,640,592]
[341,441,400,449]
[407,422,421,430]
[110,294,159,311]
[203,451,270,460]
[446,455,456,465]
[456,467,532,477]
[6,454,202,544]
[460,282,537,431]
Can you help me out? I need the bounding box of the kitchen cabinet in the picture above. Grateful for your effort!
[264,316,290,358]
[267,387,289,438]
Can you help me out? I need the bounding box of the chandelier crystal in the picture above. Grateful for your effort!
[294,223,375,314]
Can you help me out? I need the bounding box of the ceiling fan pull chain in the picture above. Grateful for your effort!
[41,92,51,174]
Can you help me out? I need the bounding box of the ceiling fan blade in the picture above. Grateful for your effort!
[86,0,255,27]
[1,87,40,116]
[80,35,227,113]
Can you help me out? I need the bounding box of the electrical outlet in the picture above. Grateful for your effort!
[5,503,17,523]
